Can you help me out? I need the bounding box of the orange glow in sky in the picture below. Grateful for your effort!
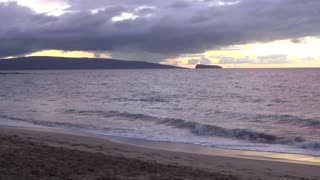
[162,37,320,68]
[10,37,320,68]
[26,50,111,59]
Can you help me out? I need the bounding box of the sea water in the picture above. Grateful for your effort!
[0,69,319,156]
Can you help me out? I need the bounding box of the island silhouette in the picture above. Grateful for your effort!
[195,64,223,69]
[0,56,183,70]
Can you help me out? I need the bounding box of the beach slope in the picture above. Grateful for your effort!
[0,127,319,180]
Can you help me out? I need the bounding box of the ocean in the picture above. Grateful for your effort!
[0,69,320,156]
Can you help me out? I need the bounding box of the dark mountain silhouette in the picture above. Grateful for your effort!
[0,56,183,70]
[195,64,223,69]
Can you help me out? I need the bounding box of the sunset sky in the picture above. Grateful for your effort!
[1,0,320,68]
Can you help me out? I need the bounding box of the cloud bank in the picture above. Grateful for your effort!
[1,0,320,62]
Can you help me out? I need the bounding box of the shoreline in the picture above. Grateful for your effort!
[2,125,320,165]
[3,123,320,166]
[1,126,320,179]
[106,134,320,166]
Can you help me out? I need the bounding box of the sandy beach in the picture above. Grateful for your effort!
[0,127,320,180]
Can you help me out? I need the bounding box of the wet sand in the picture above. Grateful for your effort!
[0,127,320,180]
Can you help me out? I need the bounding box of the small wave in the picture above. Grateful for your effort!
[0,114,130,134]
[2,111,320,151]
[156,118,305,145]
[65,110,320,129]
[254,114,320,128]
[298,141,320,150]
[0,114,97,130]
[0,72,35,75]
[64,110,307,145]
[109,97,170,103]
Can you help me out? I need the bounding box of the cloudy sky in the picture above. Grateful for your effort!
[1,0,320,68]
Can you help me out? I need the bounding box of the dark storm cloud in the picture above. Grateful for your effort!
[170,1,192,9]
[0,2,58,56]
[1,0,320,62]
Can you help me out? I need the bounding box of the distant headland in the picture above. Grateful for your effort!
[195,64,223,69]
[0,56,184,70]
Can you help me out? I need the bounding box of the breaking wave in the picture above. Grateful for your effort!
[2,110,320,150]
[64,110,316,148]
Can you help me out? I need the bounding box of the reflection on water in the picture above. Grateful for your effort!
[110,135,320,166]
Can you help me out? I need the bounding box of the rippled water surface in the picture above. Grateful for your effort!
[0,69,320,155]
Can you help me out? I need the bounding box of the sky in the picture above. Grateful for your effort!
[0,0,320,68]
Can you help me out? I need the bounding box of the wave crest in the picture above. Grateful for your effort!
[65,110,307,145]
[2,111,318,151]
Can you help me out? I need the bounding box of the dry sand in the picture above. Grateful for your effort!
[0,127,320,180]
